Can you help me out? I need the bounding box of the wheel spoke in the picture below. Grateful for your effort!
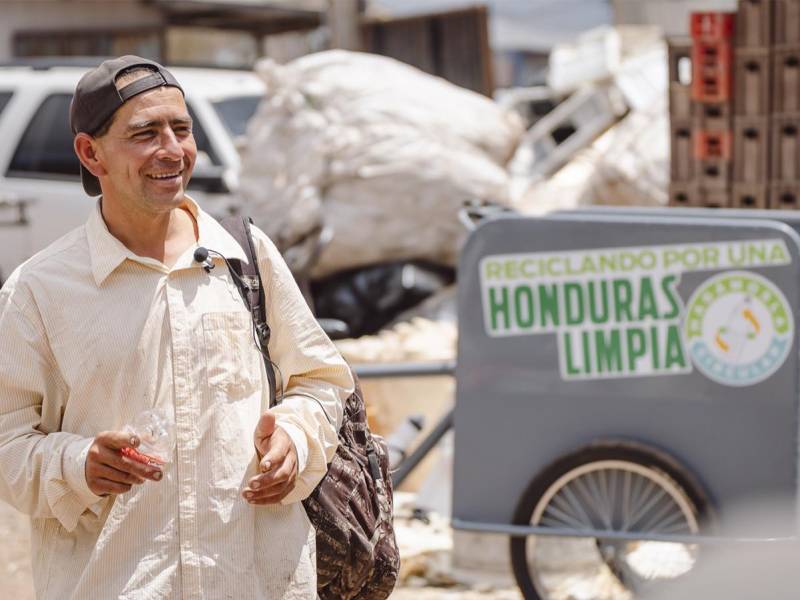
[581,472,613,529]
[608,468,618,528]
[650,510,693,534]
[658,520,694,535]
[541,503,592,530]
[560,482,595,527]
[621,469,632,531]
[571,476,602,526]
[598,469,614,528]
[627,486,669,531]
[636,494,682,532]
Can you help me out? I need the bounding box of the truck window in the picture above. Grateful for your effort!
[212,95,261,138]
[7,93,80,179]
[186,103,220,167]
[0,92,12,116]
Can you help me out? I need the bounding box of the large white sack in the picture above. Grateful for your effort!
[239,50,524,277]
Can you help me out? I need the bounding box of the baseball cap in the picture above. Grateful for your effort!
[70,55,184,196]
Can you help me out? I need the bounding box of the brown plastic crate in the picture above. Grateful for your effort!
[734,47,771,115]
[696,157,732,190]
[701,187,731,208]
[667,37,693,84]
[693,101,731,130]
[771,46,800,113]
[733,116,770,182]
[669,182,701,207]
[670,120,695,181]
[774,0,800,45]
[732,183,769,208]
[735,0,774,47]
[771,115,800,180]
[669,82,693,119]
[769,182,800,209]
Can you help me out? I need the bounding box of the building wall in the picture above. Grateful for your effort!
[0,1,163,61]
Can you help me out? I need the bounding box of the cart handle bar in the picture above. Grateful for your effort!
[352,360,456,379]
[451,518,797,546]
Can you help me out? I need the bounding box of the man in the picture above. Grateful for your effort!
[0,55,353,599]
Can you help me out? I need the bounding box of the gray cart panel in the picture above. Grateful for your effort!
[453,215,800,533]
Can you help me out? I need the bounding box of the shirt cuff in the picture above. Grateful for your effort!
[63,437,104,513]
[276,422,309,475]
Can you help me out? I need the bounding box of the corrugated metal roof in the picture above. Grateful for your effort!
[156,0,326,14]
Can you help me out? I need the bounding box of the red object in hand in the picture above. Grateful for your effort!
[121,446,166,467]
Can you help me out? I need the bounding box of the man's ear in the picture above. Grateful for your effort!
[74,133,108,178]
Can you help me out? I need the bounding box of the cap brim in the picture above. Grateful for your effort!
[80,164,102,196]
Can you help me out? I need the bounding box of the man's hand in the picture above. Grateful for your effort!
[243,411,298,505]
[85,431,163,496]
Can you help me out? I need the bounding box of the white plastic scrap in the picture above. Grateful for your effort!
[239,50,524,277]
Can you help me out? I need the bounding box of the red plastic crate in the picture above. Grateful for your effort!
[691,12,736,42]
[691,40,733,102]
[694,129,732,159]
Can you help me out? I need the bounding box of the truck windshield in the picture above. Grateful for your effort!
[212,95,261,138]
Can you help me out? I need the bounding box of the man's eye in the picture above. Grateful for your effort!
[134,130,154,138]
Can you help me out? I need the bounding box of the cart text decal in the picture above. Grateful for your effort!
[479,239,792,383]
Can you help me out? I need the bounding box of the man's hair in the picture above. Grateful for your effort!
[93,66,159,137]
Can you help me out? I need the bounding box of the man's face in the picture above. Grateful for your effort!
[94,86,196,214]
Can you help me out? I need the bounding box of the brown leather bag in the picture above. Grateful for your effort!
[221,216,400,599]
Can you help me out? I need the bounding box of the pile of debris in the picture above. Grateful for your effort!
[239,28,670,339]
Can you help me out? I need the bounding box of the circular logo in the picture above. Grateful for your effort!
[684,271,793,386]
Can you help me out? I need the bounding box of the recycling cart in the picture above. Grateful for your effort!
[450,209,800,599]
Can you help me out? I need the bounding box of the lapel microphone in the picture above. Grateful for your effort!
[193,246,215,272]
[193,247,252,294]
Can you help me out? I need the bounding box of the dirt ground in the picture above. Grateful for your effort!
[0,500,520,599]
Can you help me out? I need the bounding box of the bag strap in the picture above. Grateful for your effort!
[219,216,278,408]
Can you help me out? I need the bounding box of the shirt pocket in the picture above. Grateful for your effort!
[202,311,262,401]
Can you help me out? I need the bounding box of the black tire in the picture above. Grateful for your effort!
[509,440,713,600]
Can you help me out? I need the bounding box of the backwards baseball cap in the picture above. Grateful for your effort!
[70,55,184,196]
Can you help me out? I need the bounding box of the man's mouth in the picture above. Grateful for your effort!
[147,170,183,181]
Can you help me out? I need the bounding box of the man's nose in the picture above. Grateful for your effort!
[158,128,184,159]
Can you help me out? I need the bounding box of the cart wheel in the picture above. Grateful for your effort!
[509,441,711,600]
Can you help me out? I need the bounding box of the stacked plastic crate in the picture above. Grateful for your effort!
[668,12,737,207]
[693,11,735,207]
[771,0,800,207]
[669,1,800,210]
[668,36,697,206]
[732,0,772,208]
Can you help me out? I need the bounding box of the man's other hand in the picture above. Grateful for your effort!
[245,411,298,505]
[85,431,163,496]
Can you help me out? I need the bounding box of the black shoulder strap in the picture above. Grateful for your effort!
[219,216,278,408]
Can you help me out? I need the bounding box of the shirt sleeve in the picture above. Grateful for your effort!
[253,228,354,505]
[0,284,104,531]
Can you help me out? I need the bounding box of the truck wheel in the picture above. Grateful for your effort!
[509,441,711,600]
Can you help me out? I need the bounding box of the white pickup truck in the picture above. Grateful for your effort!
[0,59,265,284]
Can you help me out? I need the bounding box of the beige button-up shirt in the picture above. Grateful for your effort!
[0,198,353,599]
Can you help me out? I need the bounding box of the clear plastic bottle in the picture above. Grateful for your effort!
[386,414,425,470]
[121,408,176,467]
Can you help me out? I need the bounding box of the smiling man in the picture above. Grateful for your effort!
[0,56,353,599]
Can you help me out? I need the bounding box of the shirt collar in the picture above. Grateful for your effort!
[86,196,249,287]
